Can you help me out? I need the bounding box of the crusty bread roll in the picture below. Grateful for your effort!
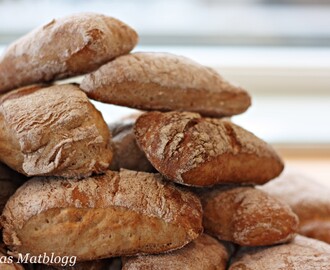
[122,234,231,270]
[260,172,330,244]
[0,13,138,93]
[109,120,154,172]
[80,52,251,117]
[134,111,284,186]
[1,170,203,262]
[0,84,112,178]
[229,235,330,269]
[0,162,26,213]
[199,186,298,246]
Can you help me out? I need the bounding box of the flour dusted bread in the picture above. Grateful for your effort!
[0,162,26,213]
[260,172,330,244]
[1,170,203,262]
[0,84,112,178]
[229,235,330,269]
[109,120,154,172]
[200,186,298,246]
[122,234,231,270]
[0,13,138,93]
[80,52,251,117]
[134,111,284,186]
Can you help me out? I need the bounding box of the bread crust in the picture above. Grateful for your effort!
[1,170,203,262]
[260,172,330,244]
[134,111,284,186]
[0,13,138,93]
[199,186,298,246]
[122,234,230,270]
[108,120,154,172]
[229,235,330,269]
[80,52,251,117]
[0,84,112,178]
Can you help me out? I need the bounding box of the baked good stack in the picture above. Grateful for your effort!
[0,13,329,270]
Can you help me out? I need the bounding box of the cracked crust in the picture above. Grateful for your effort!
[199,186,299,246]
[80,52,251,117]
[134,111,284,186]
[1,169,203,261]
[260,172,330,244]
[0,13,138,93]
[0,84,112,178]
[108,120,154,172]
[229,235,330,269]
[122,234,231,270]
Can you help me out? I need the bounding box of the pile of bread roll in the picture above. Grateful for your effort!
[0,13,329,270]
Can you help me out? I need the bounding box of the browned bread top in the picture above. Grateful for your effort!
[80,52,251,117]
[122,234,230,270]
[0,84,112,178]
[229,235,330,269]
[0,13,138,93]
[259,172,330,244]
[1,170,203,260]
[134,111,284,186]
[199,186,299,246]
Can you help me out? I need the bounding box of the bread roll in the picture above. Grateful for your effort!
[80,52,251,117]
[260,172,330,244]
[229,235,330,269]
[1,170,203,262]
[200,186,299,246]
[134,111,284,186]
[0,13,138,93]
[0,162,26,213]
[0,84,112,178]
[122,234,231,270]
[109,120,154,172]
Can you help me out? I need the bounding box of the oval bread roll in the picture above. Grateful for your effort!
[0,162,26,213]
[200,186,299,246]
[80,52,251,117]
[1,170,203,262]
[122,234,231,270]
[109,120,154,172]
[260,172,330,244]
[134,111,284,186]
[229,235,330,269]
[0,84,112,178]
[0,13,138,93]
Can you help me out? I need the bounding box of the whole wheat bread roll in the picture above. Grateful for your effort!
[0,162,26,213]
[122,234,231,270]
[0,13,138,93]
[199,186,298,246]
[1,170,203,262]
[0,84,112,178]
[80,52,251,117]
[260,172,330,244]
[134,111,284,186]
[229,235,330,269]
[109,120,154,172]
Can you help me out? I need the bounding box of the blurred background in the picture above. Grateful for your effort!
[0,0,329,183]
